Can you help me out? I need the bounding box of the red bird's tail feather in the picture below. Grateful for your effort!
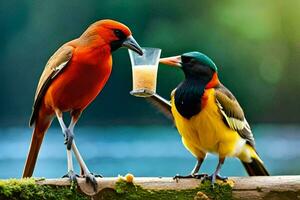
[22,118,51,178]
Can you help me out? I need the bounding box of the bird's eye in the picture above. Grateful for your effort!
[113,29,125,39]
[190,58,197,63]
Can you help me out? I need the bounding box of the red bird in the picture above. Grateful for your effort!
[23,19,143,189]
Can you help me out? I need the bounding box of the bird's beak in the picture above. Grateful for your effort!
[159,55,182,67]
[122,36,143,55]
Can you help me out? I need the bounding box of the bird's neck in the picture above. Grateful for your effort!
[175,73,220,119]
[70,36,112,69]
[175,78,206,119]
[205,73,220,89]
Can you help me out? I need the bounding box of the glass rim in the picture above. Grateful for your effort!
[129,47,161,51]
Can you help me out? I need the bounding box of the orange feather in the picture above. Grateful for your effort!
[23,19,142,177]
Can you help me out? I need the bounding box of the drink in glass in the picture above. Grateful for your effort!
[128,48,161,97]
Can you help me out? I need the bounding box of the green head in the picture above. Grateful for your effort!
[159,51,218,80]
[181,51,218,72]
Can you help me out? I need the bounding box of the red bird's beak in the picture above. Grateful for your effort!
[122,36,143,55]
[159,55,182,67]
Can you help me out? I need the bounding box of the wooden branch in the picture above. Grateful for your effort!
[36,176,300,199]
[232,176,300,200]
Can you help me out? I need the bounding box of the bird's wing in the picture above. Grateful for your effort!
[215,84,255,147]
[146,93,173,120]
[29,45,74,126]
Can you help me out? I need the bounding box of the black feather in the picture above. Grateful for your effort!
[241,158,270,176]
[174,79,206,119]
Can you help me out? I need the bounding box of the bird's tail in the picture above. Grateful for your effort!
[22,118,51,178]
[239,144,270,176]
[241,157,270,176]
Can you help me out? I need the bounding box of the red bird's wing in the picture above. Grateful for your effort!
[29,45,74,126]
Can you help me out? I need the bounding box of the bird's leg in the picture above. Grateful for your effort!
[56,112,78,182]
[174,159,207,180]
[56,111,74,149]
[203,157,228,186]
[68,112,102,192]
[190,158,208,179]
[71,141,101,192]
[61,150,79,181]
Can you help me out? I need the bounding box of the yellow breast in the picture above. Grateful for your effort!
[171,88,244,158]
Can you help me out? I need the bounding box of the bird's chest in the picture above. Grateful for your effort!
[174,80,205,119]
[46,48,112,110]
[172,89,225,152]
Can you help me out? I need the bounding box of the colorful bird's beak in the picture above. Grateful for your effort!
[122,36,143,55]
[159,56,182,67]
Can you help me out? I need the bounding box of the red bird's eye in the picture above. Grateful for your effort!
[113,29,126,40]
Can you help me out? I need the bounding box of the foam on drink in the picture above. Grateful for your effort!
[132,65,158,96]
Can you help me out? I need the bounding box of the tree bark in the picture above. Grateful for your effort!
[37,176,300,199]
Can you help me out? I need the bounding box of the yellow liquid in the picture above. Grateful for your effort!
[132,65,158,95]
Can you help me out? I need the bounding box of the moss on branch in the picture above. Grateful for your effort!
[0,178,233,200]
[95,179,233,200]
[0,178,88,200]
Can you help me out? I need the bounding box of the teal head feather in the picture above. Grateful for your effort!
[182,51,218,72]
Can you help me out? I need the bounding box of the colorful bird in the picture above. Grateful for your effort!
[153,51,269,184]
[23,19,143,190]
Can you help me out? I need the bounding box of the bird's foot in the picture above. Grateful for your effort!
[93,173,103,178]
[80,172,103,178]
[173,173,208,181]
[63,129,74,150]
[84,172,99,192]
[202,173,228,186]
[62,170,79,183]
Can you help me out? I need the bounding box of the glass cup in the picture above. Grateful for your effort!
[128,47,161,97]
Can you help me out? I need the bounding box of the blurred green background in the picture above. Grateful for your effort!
[1,0,299,125]
[0,0,299,178]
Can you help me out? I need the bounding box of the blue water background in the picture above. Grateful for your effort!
[0,125,299,178]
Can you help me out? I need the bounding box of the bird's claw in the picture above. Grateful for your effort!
[92,173,103,178]
[173,173,208,182]
[62,170,79,183]
[202,173,228,186]
[64,129,74,150]
[85,173,98,192]
[80,172,103,178]
[193,173,208,179]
